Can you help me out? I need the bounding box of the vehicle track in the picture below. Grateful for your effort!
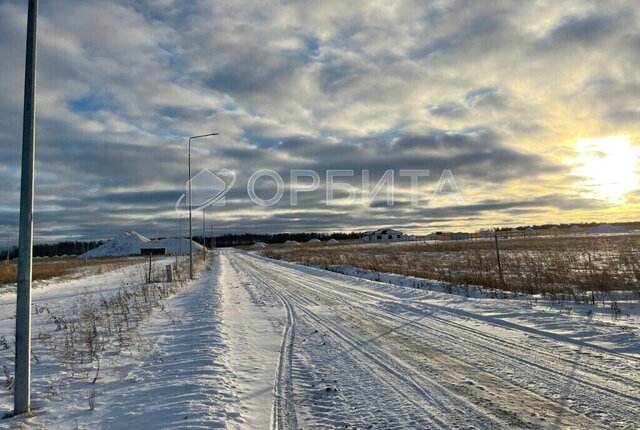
[228,256,298,430]
[233,251,638,428]
[237,254,495,428]
[267,256,640,390]
[262,258,638,428]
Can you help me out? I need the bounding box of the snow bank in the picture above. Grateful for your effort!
[284,240,301,246]
[81,231,151,258]
[588,224,629,234]
[326,238,339,245]
[145,238,203,255]
[81,232,201,258]
[253,242,267,248]
[307,238,321,243]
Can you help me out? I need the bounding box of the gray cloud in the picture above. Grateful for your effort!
[0,0,638,241]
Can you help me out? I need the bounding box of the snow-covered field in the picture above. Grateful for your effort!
[1,249,639,429]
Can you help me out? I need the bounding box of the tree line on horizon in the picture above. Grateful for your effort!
[193,231,361,248]
[1,241,105,260]
[1,232,362,259]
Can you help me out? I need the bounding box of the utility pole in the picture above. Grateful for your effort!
[15,0,38,416]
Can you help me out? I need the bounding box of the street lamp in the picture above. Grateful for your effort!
[188,133,218,279]
[176,213,184,271]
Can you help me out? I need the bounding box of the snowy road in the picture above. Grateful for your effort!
[0,250,637,429]
[220,249,640,429]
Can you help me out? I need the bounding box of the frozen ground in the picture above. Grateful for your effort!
[230,250,639,429]
[1,249,638,429]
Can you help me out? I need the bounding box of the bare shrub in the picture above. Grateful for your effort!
[22,256,194,409]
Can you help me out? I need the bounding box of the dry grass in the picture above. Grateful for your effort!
[0,258,145,286]
[0,257,196,406]
[262,235,640,300]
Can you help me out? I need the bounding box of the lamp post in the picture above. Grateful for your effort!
[176,213,184,271]
[188,133,218,279]
[15,0,38,416]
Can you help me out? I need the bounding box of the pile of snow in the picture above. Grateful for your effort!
[524,227,535,234]
[81,231,151,258]
[81,232,202,258]
[588,224,629,234]
[145,238,203,255]
[307,238,321,243]
[284,240,301,246]
[253,242,267,249]
[570,225,582,231]
[326,238,339,245]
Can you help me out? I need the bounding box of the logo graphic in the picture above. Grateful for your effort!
[175,168,236,213]
[175,168,464,211]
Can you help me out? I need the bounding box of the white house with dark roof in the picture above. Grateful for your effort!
[361,228,405,243]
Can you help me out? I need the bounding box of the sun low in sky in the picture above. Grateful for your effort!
[571,136,640,204]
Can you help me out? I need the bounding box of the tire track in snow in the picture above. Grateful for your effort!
[283,266,640,401]
[236,253,505,428]
[228,256,298,430]
[235,251,634,429]
[273,258,640,397]
[274,261,636,428]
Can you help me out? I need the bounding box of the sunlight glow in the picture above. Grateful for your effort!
[571,136,640,203]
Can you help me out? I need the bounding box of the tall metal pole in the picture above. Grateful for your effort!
[202,208,206,261]
[15,0,38,416]
[188,133,218,279]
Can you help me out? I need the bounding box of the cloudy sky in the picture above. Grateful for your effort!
[1,0,639,241]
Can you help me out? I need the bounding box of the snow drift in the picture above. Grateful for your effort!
[588,224,629,234]
[81,231,202,258]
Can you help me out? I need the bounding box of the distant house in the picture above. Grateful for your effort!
[362,228,405,243]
